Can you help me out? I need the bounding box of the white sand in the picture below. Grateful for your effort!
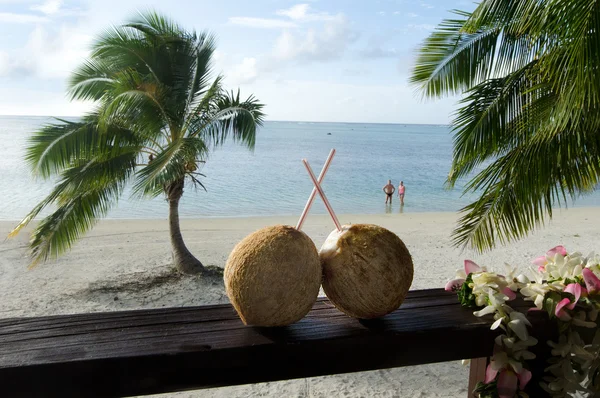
[1,208,599,397]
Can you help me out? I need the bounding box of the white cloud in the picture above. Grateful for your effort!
[378,11,386,16]
[0,24,91,79]
[420,2,434,9]
[223,5,358,84]
[229,57,259,84]
[273,14,357,62]
[0,12,48,23]
[30,0,62,15]
[275,3,335,22]
[228,17,297,29]
[406,12,419,17]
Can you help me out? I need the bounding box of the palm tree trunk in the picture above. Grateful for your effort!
[166,179,204,274]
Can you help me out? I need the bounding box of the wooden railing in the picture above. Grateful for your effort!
[0,289,555,397]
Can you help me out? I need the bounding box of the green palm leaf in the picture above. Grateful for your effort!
[412,0,600,251]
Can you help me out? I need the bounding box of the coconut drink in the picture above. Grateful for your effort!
[297,151,413,319]
[319,224,414,319]
[224,225,321,327]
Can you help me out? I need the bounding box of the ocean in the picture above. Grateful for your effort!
[1,115,599,221]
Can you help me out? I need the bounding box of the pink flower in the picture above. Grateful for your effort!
[583,268,600,294]
[547,245,567,256]
[502,287,517,301]
[444,278,464,292]
[485,365,532,397]
[532,255,547,271]
[532,246,567,271]
[555,298,572,321]
[464,259,482,274]
[563,283,584,309]
[554,283,585,320]
[444,260,483,292]
[517,369,532,391]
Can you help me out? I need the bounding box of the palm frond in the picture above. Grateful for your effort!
[12,149,137,263]
[447,60,547,185]
[453,124,600,251]
[25,115,141,178]
[69,59,117,101]
[412,0,600,252]
[28,180,123,266]
[132,137,208,197]
[189,90,265,149]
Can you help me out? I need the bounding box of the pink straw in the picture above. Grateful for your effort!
[296,149,336,230]
[302,159,342,232]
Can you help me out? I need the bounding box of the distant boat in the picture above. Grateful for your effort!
[327,133,332,135]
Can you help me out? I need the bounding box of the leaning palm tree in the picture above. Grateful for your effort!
[9,12,264,274]
[411,0,600,252]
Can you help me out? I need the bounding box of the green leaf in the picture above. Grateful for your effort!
[475,380,499,398]
[458,273,478,308]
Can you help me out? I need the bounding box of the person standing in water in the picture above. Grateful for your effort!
[398,181,406,205]
[383,179,395,204]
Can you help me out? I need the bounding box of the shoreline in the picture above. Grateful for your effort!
[2,204,599,223]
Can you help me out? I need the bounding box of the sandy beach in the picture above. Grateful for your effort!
[1,207,599,397]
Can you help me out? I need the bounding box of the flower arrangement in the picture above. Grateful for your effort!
[446,246,600,397]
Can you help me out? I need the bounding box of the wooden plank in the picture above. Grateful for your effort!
[0,289,550,397]
[467,357,489,397]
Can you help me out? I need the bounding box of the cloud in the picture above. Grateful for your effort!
[0,24,91,79]
[378,11,386,16]
[275,3,335,22]
[406,12,419,17]
[30,0,62,15]
[273,14,358,62]
[229,57,259,84]
[0,12,48,23]
[223,4,358,84]
[420,2,435,9]
[228,17,297,29]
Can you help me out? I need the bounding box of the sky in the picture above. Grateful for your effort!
[0,0,477,123]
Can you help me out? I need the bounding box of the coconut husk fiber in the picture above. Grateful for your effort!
[224,225,321,327]
[319,224,414,319]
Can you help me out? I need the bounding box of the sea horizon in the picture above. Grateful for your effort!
[2,115,599,221]
[0,114,450,127]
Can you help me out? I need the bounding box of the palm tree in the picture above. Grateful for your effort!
[9,12,264,274]
[411,0,600,252]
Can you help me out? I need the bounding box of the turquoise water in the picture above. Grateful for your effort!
[1,116,599,220]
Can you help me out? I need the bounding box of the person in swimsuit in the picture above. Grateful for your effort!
[398,181,405,205]
[383,180,395,204]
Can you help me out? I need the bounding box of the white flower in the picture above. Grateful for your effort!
[474,305,496,317]
[521,283,551,309]
[491,317,504,330]
[548,335,571,357]
[508,312,531,341]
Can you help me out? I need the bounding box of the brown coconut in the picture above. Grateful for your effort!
[224,225,321,327]
[319,224,414,319]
